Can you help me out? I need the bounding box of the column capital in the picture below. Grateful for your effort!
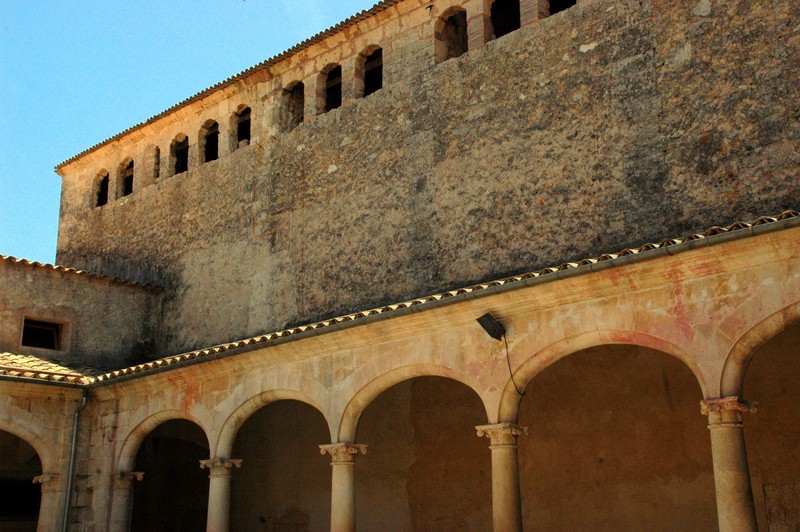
[476,423,529,446]
[32,473,60,485]
[700,396,758,416]
[319,443,367,464]
[199,458,243,473]
[33,473,60,493]
[114,471,144,489]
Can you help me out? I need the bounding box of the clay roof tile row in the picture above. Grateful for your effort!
[86,209,798,384]
[0,255,162,291]
[3,210,796,387]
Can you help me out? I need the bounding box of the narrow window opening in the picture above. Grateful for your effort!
[173,136,189,174]
[96,173,109,207]
[548,0,576,15]
[436,10,468,63]
[203,122,219,163]
[153,147,161,179]
[21,318,62,350]
[491,0,521,39]
[236,108,251,148]
[284,83,305,132]
[121,161,134,196]
[325,65,342,112]
[363,49,383,97]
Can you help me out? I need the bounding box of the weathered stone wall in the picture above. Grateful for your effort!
[0,260,161,368]
[56,0,799,356]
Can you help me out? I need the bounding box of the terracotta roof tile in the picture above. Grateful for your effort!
[0,255,162,291]
[87,209,799,385]
[0,353,90,385]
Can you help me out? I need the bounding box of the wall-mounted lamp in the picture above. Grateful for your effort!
[476,312,505,341]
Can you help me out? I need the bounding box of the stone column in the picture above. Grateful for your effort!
[200,458,242,532]
[476,423,529,532]
[109,472,144,532]
[33,473,61,532]
[701,397,758,532]
[320,443,367,532]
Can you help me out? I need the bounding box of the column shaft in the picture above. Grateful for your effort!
[703,398,757,532]
[200,458,241,532]
[320,443,366,532]
[477,423,527,532]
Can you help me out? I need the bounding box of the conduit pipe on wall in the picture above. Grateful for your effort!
[63,389,89,532]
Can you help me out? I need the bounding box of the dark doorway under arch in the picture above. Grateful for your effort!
[743,321,800,529]
[518,345,717,530]
[0,430,42,531]
[355,376,491,530]
[230,400,331,532]
[130,419,209,531]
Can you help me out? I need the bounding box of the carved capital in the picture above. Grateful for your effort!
[114,471,144,488]
[319,443,367,464]
[199,458,243,475]
[32,473,60,485]
[476,423,529,447]
[700,396,758,416]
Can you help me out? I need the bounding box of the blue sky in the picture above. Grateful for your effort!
[0,0,377,264]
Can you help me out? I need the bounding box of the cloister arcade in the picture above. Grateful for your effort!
[1,226,798,531]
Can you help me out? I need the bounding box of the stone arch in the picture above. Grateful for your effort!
[198,118,219,163]
[0,419,55,473]
[338,364,488,441]
[94,168,110,207]
[117,157,134,197]
[215,389,330,457]
[720,299,800,397]
[498,329,706,422]
[356,44,383,97]
[435,5,468,63]
[116,410,207,472]
[229,104,251,151]
[318,62,342,114]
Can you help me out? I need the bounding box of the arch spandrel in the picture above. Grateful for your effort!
[337,364,489,442]
[720,300,800,397]
[116,410,209,472]
[497,329,707,423]
[214,389,331,458]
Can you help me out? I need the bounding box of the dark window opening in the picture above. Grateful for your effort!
[203,123,219,162]
[174,137,189,174]
[284,83,305,132]
[21,318,62,350]
[491,0,521,39]
[325,65,342,112]
[96,173,109,207]
[236,108,251,147]
[363,49,383,97]
[121,161,134,196]
[153,147,160,179]
[436,10,468,63]
[548,0,576,15]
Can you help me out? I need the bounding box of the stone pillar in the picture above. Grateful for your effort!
[476,423,529,532]
[109,472,144,532]
[33,473,61,532]
[320,443,367,532]
[200,458,242,532]
[701,397,758,532]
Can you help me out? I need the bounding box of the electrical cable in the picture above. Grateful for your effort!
[504,333,525,396]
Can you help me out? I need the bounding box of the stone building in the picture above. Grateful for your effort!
[1,0,798,530]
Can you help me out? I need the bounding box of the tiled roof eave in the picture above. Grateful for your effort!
[0,255,163,291]
[84,209,799,387]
